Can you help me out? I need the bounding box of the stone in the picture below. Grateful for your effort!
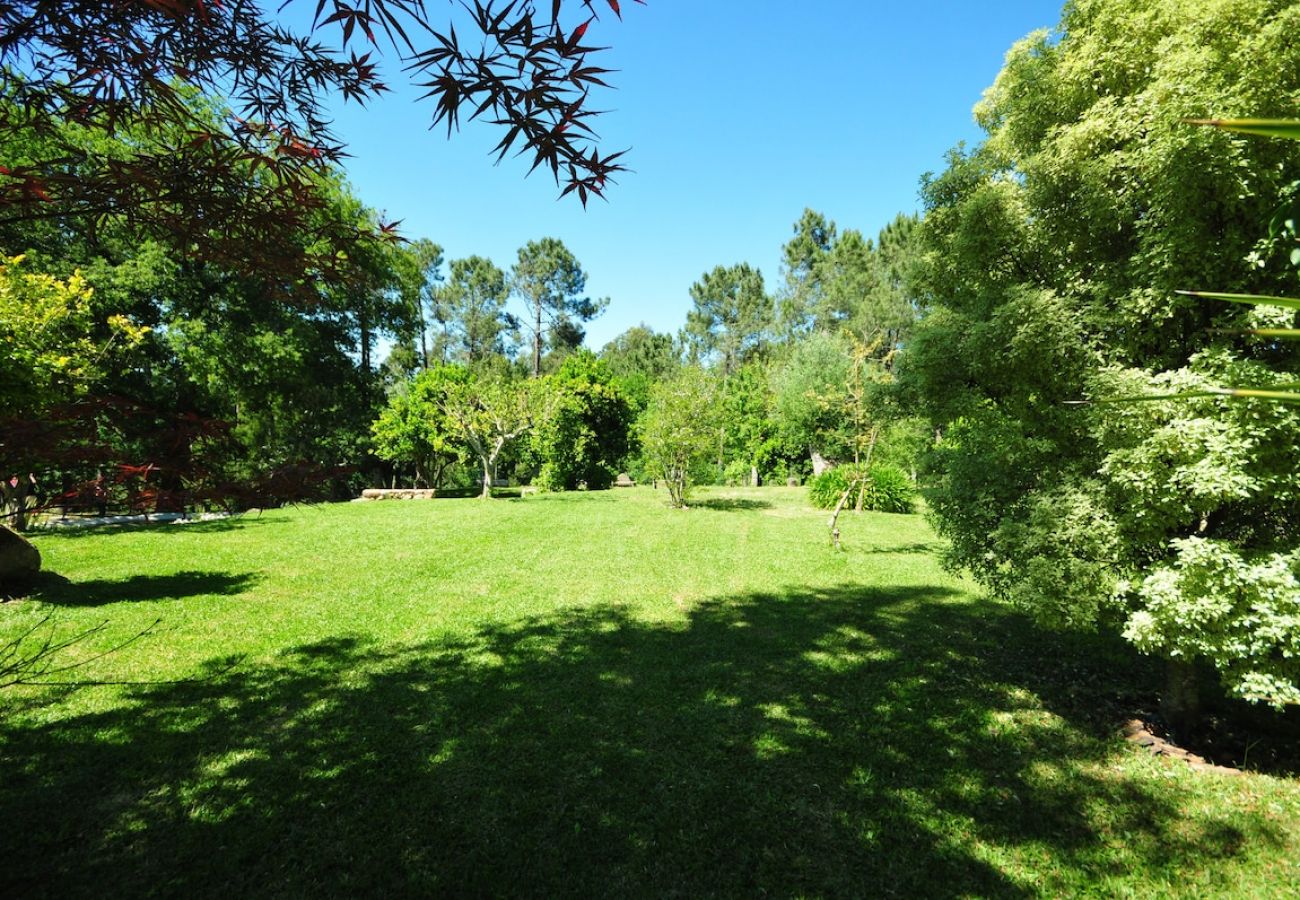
[359,489,437,501]
[0,524,41,590]
[614,473,636,487]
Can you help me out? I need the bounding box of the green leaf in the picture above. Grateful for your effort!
[1072,385,1300,405]
[1177,289,1300,310]
[1211,328,1300,339]
[1183,118,1300,140]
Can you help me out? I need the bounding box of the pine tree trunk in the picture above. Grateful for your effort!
[1162,658,1201,737]
[533,303,543,378]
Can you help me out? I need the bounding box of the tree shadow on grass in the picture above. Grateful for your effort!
[0,585,1284,897]
[29,570,261,606]
[692,497,775,512]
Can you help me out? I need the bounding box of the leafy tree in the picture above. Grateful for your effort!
[532,352,633,491]
[371,365,467,489]
[600,324,680,410]
[639,366,719,508]
[511,238,607,377]
[440,256,516,365]
[777,208,838,337]
[0,0,640,282]
[441,371,544,499]
[393,238,446,371]
[770,332,853,476]
[683,264,772,375]
[908,0,1300,725]
[716,362,788,487]
[777,208,922,349]
[0,255,147,528]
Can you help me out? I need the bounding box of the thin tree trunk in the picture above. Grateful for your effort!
[1162,658,1201,737]
[855,426,880,512]
[533,302,543,378]
[481,458,493,499]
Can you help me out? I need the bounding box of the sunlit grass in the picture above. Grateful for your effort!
[1,487,1297,896]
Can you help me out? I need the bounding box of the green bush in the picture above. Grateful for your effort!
[808,464,915,514]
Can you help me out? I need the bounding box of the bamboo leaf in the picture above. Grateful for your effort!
[1184,118,1300,140]
[1177,289,1300,310]
[1211,328,1300,339]
[1070,385,1300,405]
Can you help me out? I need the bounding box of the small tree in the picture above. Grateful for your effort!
[532,352,634,491]
[770,332,853,476]
[640,367,719,508]
[441,373,544,499]
[370,366,466,488]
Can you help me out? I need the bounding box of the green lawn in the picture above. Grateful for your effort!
[2,487,1298,897]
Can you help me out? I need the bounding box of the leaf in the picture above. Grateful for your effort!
[1177,289,1300,311]
[1071,385,1300,405]
[1183,118,1300,140]
[1211,328,1300,339]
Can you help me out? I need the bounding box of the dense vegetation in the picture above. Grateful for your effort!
[908,0,1300,723]
[4,0,1300,892]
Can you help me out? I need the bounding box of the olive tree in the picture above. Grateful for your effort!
[639,367,719,508]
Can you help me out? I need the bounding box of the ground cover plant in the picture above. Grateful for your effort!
[2,488,1298,897]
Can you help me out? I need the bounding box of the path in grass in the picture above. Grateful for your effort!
[2,487,1298,896]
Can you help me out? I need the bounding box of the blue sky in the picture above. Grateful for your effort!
[312,1,1063,350]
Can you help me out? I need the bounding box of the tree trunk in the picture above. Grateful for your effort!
[750,465,759,487]
[533,303,543,378]
[1162,658,1201,737]
[480,456,496,499]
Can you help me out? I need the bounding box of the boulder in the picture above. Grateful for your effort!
[0,524,41,591]
[614,473,636,487]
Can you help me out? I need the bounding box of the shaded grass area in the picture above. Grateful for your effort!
[2,488,1298,896]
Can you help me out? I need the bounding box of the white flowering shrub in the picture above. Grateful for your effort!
[1124,538,1300,706]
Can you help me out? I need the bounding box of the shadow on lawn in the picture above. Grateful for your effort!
[0,585,1281,897]
[691,497,775,512]
[30,570,261,606]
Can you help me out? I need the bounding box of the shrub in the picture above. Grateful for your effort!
[808,464,915,513]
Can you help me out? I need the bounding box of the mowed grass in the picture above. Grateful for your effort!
[2,487,1299,897]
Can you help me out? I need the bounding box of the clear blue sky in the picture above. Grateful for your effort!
[310,1,1063,350]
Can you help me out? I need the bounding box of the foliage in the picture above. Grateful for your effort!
[808,464,915,514]
[909,0,1300,706]
[439,256,516,365]
[683,263,772,375]
[370,365,467,488]
[512,238,606,377]
[639,366,719,507]
[441,369,544,498]
[532,352,633,491]
[770,331,853,467]
[0,1,640,280]
[777,208,922,345]
[0,254,144,418]
[599,324,680,410]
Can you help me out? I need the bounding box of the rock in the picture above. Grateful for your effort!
[359,489,437,500]
[0,524,41,591]
[614,473,636,487]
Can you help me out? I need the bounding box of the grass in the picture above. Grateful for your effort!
[2,486,1299,897]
